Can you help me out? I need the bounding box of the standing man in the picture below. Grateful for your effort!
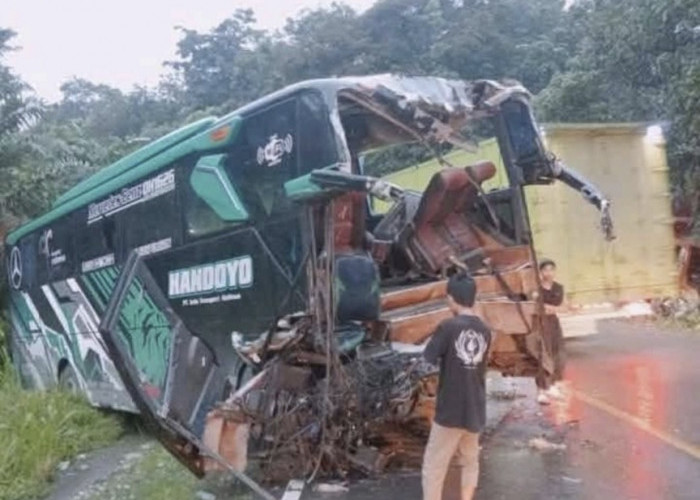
[536,258,567,404]
[422,273,492,500]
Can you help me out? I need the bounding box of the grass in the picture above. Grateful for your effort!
[0,364,124,500]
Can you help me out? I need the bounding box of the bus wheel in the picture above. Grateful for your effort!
[58,363,80,394]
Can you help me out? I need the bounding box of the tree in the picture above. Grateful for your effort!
[0,29,41,135]
[54,78,180,140]
[280,3,369,79]
[536,0,700,201]
[166,9,273,110]
[0,29,44,232]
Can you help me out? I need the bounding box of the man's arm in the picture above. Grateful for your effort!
[544,284,566,314]
[424,323,447,366]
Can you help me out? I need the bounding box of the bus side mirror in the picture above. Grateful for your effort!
[190,154,249,221]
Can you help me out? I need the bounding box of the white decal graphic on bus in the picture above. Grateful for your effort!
[87,169,175,224]
[135,237,172,256]
[256,133,293,167]
[81,253,115,273]
[38,229,67,267]
[38,229,52,257]
[168,255,253,301]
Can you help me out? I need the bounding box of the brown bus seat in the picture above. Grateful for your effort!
[399,161,497,274]
[333,192,367,252]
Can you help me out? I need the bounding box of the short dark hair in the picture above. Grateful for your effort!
[447,273,477,307]
[539,258,556,271]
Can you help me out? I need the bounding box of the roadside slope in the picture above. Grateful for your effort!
[0,366,123,500]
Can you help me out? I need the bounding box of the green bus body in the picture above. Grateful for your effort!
[5,82,345,410]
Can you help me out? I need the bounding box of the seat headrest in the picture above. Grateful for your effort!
[467,161,497,184]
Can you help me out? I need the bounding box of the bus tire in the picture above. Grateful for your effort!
[58,363,80,394]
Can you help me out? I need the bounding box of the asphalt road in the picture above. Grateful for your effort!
[304,320,700,500]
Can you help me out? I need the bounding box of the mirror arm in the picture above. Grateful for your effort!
[551,159,615,241]
[309,169,404,202]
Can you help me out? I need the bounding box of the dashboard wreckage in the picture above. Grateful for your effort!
[93,75,614,497]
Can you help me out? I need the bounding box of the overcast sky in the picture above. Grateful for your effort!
[3,0,376,102]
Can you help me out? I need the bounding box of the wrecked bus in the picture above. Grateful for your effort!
[5,75,613,493]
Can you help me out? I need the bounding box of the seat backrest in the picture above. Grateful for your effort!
[413,161,497,228]
[333,192,367,252]
[398,161,497,274]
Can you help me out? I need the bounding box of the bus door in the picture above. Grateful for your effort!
[98,251,274,499]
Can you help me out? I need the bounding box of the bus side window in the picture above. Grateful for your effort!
[78,217,120,269]
[225,94,337,278]
[102,218,116,252]
[226,97,298,221]
[297,91,338,173]
[118,173,181,254]
[184,188,235,238]
[183,155,248,238]
[225,91,338,221]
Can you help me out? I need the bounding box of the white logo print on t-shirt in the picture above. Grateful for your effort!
[455,329,487,368]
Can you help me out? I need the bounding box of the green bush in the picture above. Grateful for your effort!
[0,367,123,500]
[0,315,7,365]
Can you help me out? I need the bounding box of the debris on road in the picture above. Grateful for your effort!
[562,476,582,484]
[528,437,567,452]
[313,482,350,494]
[195,490,217,500]
[652,296,700,328]
[488,389,525,401]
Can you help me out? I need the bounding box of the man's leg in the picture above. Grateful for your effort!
[536,324,556,403]
[552,320,566,382]
[422,422,461,500]
[536,371,551,404]
[455,429,480,500]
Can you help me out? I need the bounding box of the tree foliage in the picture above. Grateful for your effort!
[0,0,698,232]
[0,29,45,233]
[537,0,700,196]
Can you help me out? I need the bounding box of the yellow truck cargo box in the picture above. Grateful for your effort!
[380,123,678,305]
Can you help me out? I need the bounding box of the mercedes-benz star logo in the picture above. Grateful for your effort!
[9,246,22,290]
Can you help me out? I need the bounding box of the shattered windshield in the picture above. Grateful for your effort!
[333,76,544,186]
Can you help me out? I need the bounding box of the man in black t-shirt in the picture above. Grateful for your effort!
[422,273,492,500]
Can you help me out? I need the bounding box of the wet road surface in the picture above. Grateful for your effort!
[46,320,699,499]
[305,320,700,500]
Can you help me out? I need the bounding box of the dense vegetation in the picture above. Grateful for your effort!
[1,0,698,237]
